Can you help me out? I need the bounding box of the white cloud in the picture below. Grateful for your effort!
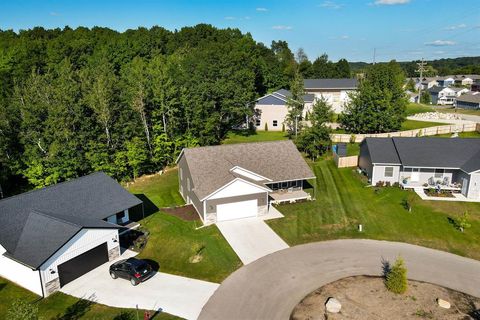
[374,0,410,5]
[256,7,268,12]
[319,1,343,9]
[444,23,467,31]
[224,16,236,20]
[50,11,60,16]
[244,16,251,20]
[340,35,349,39]
[272,25,293,30]
[425,40,456,46]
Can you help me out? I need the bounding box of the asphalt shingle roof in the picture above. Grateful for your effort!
[179,140,316,200]
[304,78,358,90]
[364,137,480,172]
[0,172,141,268]
[456,93,480,104]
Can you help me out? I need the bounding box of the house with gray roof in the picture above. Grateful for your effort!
[359,137,480,200]
[455,92,480,110]
[303,78,358,113]
[0,172,142,297]
[176,141,315,224]
[254,89,314,131]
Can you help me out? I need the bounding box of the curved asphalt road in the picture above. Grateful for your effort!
[199,239,480,320]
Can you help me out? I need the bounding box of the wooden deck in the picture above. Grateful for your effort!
[269,189,311,204]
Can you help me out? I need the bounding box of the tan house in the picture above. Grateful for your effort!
[176,141,315,225]
[254,89,314,131]
[303,78,358,113]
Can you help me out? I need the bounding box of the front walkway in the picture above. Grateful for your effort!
[199,239,480,320]
[216,217,289,265]
[61,249,219,320]
[414,187,480,202]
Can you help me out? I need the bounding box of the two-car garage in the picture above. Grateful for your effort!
[216,199,258,222]
[57,242,109,287]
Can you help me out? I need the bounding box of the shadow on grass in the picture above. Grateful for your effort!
[381,257,391,277]
[55,295,95,320]
[130,194,159,221]
[230,129,257,137]
[142,259,160,272]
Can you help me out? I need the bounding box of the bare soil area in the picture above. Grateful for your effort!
[162,204,199,221]
[291,276,480,320]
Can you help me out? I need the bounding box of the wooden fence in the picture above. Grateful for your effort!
[331,123,478,143]
[333,153,358,168]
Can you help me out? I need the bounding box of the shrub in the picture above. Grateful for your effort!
[385,256,408,294]
[349,134,356,144]
[392,182,400,188]
[375,181,385,187]
[385,181,391,187]
[282,123,285,132]
[264,122,268,131]
[458,212,471,232]
[7,299,38,320]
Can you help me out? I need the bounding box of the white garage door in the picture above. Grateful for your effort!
[217,199,258,222]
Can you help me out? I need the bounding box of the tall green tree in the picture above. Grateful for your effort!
[285,69,305,136]
[339,61,407,134]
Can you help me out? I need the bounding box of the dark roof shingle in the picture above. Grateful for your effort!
[304,78,358,90]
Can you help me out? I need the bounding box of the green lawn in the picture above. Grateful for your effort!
[434,131,480,138]
[127,169,242,283]
[223,130,288,144]
[438,107,480,116]
[401,119,445,130]
[0,277,180,320]
[267,159,480,259]
[406,103,434,116]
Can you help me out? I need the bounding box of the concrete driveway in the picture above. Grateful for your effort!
[60,250,219,320]
[216,218,289,265]
[199,239,480,320]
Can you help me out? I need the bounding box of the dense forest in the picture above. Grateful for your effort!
[350,56,480,77]
[0,25,353,193]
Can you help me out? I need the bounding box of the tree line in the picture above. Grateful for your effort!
[0,25,354,193]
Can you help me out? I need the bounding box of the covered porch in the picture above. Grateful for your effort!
[399,167,465,193]
[267,179,314,205]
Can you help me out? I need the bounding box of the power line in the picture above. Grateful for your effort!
[415,58,428,98]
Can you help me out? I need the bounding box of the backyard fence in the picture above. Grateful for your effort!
[331,123,479,143]
[333,153,358,168]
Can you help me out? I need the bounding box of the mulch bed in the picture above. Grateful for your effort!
[162,204,200,221]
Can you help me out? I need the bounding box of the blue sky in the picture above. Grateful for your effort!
[1,0,479,62]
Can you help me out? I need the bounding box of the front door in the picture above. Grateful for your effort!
[411,168,420,182]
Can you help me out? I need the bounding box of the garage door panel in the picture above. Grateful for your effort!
[58,242,108,287]
[217,199,258,222]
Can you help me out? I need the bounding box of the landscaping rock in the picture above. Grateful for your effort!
[325,297,342,313]
[411,112,462,121]
[437,298,451,309]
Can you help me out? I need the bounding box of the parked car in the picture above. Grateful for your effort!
[109,258,154,286]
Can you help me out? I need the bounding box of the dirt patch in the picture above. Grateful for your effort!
[291,276,480,320]
[162,205,199,221]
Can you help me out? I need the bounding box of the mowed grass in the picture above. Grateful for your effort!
[434,131,480,138]
[223,130,288,144]
[438,107,480,116]
[401,119,445,130]
[267,159,480,259]
[406,103,434,116]
[127,168,241,283]
[0,277,180,320]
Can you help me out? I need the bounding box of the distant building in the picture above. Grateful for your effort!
[303,78,358,113]
[429,86,456,105]
[436,76,455,87]
[455,93,480,110]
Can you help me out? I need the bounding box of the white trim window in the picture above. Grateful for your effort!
[272,120,278,127]
[384,167,394,178]
[255,119,261,126]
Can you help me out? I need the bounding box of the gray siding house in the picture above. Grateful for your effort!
[456,93,480,110]
[303,78,358,113]
[359,137,480,200]
[176,141,315,224]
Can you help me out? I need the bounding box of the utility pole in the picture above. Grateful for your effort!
[416,58,428,102]
[373,48,376,65]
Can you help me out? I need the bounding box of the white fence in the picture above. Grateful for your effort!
[331,123,479,143]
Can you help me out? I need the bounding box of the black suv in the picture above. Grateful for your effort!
[109,258,154,286]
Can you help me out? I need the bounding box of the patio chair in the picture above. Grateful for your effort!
[428,177,435,186]
[442,176,449,186]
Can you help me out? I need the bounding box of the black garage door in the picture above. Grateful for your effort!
[58,242,109,287]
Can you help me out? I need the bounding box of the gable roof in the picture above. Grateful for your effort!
[364,137,480,173]
[456,93,480,104]
[256,89,314,106]
[178,140,315,200]
[0,172,141,268]
[304,78,358,90]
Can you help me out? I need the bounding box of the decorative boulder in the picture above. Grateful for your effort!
[437,298,451,309]
[325,297,342,313]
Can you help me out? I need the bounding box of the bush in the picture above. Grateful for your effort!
[375,181,385,187]
[385,256,408,294]
[264,122,268,131]
[350,134,356,144]
[282,123,285,132]
[392,182,399,188]
[7,299,38,320]
[385,181,391,187]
